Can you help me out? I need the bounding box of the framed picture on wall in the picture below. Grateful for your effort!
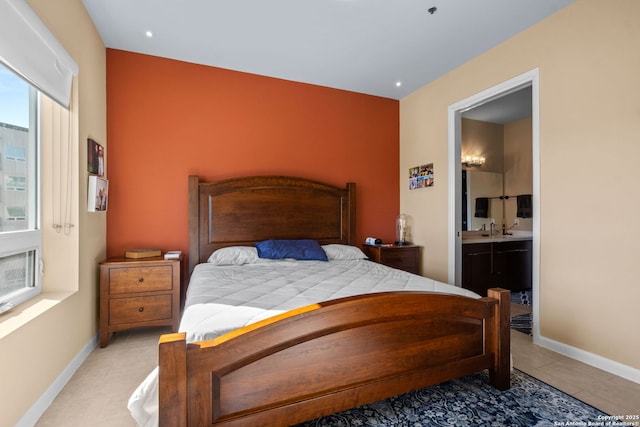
[87,138,105,176]
[88,176,109,212]
[409,163,434,190]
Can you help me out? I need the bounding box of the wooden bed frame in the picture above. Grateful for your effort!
[158,175,510,427]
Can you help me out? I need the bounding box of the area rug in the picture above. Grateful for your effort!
[511,312,533,336]
[511,289,533,335]
[511,289,532,307]
[296,369,607,426]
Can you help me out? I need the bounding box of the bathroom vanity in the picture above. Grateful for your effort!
[461,232,532,297]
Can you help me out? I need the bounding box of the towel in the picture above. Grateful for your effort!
[474,197,489,218]
[517,194,532,218]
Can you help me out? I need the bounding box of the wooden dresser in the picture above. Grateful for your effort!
[99,256,182,347]
[362,244,421,275]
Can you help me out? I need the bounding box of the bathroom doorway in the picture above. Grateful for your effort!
[447,69,540,341]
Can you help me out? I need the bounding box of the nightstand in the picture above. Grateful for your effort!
[99,255,182,347]
[362,244,421,275]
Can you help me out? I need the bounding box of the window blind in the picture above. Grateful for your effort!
[0,0,78,108]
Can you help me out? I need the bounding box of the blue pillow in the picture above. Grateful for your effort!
[255,239,328,261]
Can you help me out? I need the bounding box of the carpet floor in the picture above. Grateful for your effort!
[296,369,607,426]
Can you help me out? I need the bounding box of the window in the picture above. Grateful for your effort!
[5,145,26,161]
[6,206,27,220]
[5,176,26,191]
[0,62,41,306]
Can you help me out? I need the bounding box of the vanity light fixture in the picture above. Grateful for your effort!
[461,154,486,167]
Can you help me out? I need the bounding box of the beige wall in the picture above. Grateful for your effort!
[462,118,506,231]
[0,1,106,425]
[504,118,533,230]
[466,170,504,231]
[462,118,504,173]
[462,117,533,231]
[401,0,640,372]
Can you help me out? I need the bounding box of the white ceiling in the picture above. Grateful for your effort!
[463,86,532,124]
[82,0,573,100]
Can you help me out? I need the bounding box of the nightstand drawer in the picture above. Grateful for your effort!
[109,295,173,325]
[362,244,421,275]
[108,265,173,294]
[380,249,419,271]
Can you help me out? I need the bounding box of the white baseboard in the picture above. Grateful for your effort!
[16,334,98,427]
[535,335,640,385]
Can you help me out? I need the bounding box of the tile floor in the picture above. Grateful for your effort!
[34,311,640,426]
[511,330,640,415]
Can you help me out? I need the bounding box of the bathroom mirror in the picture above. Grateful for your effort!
[462,170,503,231]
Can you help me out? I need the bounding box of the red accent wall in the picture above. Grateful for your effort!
[106,49,399,258]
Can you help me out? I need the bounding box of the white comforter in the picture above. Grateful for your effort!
[128,259,478,426]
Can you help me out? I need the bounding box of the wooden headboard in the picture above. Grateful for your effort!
[188,175,356,274]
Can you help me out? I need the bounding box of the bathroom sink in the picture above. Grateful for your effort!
[461,231,532,243]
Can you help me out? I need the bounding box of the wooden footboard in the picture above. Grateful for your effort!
[158,288,510,427]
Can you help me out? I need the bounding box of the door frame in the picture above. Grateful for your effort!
[447,68,541,340]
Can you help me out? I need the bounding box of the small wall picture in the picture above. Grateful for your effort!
[87,138,104,176]
[409,163,434,190]
[88,176,109,212]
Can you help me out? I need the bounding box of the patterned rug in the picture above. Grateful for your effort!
[296,369,607,426]
[511,290,532,307]
[511,313,533,335]
[511,290,532,336]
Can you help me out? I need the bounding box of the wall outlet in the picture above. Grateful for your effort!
[514,218,520,226]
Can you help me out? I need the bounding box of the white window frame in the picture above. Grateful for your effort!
[0,84,41,306]
[0,233,40,305]
[0,0,76,307]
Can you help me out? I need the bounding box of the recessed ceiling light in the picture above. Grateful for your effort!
[395,81,402,87]
[145,31,153,38]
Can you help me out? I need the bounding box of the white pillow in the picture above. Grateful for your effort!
[322,244,368,260]
[207,246,260,265]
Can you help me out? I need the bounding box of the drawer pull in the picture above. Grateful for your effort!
[138,277,144,283]
[138,307,144,312]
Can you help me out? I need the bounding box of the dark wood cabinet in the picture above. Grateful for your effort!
[493,240,532,292]
[362,244,421,275]
[462,239,531,296]
[462,243,494,296]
